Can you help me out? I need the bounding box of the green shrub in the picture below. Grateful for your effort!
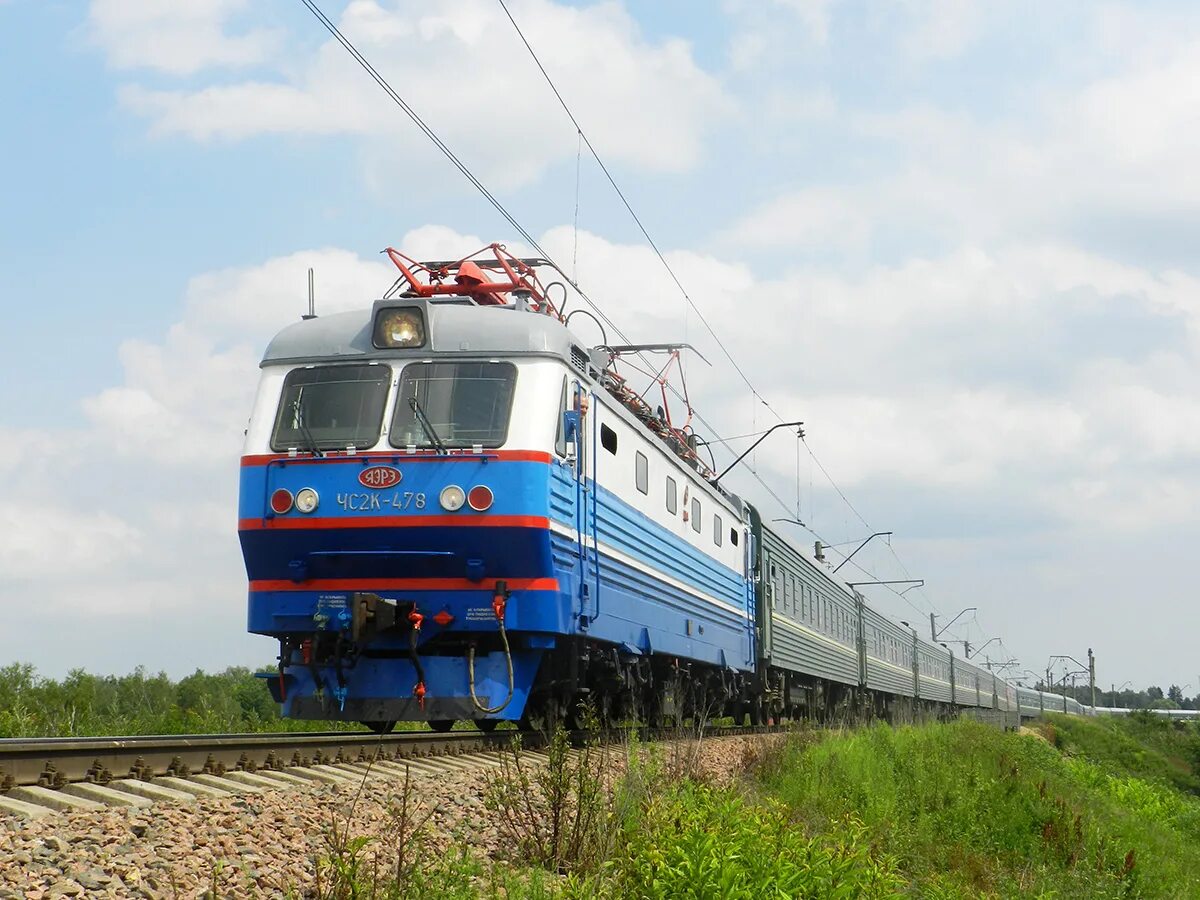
[610,781,903,899]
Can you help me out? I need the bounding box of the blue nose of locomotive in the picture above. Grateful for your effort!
[239,452,553,592]
[238,450,561,722]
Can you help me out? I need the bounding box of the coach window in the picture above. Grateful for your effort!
[770,564,778,608]
[635,451,648,494]
[601,423,618,455]
[713,514,723,546]
[691,497,701,533]
[665,477,677,514]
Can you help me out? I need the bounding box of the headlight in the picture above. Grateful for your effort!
[295,488,319,514]
[373,307,426,349]
[440,485,466,511]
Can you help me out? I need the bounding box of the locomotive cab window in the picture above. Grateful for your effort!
[390,361,516,449]
[601,423,618,454]
[635,451,648,494]
[554,377,569,457]
[272,364,390,452]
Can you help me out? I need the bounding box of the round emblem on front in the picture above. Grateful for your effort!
[359,465,403,489]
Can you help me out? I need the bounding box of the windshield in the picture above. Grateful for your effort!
[390,361,517,449]
[271,364,390,452]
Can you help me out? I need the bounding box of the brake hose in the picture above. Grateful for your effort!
[469,584,515,715]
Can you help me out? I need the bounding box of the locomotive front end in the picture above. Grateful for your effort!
[239,268,568,730]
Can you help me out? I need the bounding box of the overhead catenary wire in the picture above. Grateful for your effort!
[497,0,901,547]
[494,0,777,419]
[495,0,887,553]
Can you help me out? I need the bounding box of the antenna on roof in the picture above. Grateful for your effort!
[303,268,318,320]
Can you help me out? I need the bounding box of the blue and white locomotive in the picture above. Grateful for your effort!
[239,243,1066,731]
[240,245,753,731]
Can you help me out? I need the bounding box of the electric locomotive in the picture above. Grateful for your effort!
[239,244,755,731]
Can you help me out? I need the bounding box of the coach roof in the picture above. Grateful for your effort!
[261,297,584,366]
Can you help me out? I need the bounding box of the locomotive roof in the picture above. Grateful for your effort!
[261,297,588,366]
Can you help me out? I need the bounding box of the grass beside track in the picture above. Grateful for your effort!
[293,716,1200,898]
[11,661,1200,896]
[756,719,1200,897]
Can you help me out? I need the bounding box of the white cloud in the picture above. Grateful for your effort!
[720,185,874,254]
[88,0,281,74]
[0,505,144,582]
[116,0,730,188]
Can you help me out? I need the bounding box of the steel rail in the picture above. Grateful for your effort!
[0,725,772,793]
[0,730,514,792]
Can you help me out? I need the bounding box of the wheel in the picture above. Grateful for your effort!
[361,720,395,735]
[427,719,456,733]
[749,698,763,727]
[474,719,499,733]
[519,697,564,734]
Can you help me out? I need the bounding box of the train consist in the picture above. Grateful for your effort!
[239,244,1075,732]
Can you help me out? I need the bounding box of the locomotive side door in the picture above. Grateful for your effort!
[572,385,600,626]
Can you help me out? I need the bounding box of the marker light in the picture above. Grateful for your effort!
[467,485,494,511]
[372,307,426,349]
[295,488,319,514]
[439,485,466,511]
[270,488,294,515]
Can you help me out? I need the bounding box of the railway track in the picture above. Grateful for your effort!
[0,729,518,819]
[0,725,768,819]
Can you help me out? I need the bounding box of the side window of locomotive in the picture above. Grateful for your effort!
[554,376,569,457]
[691,497,702,533]
[272,363,391,452]
[730,528,739,546]
[601,423,618,455]
[666,477,677,514]
[769,564,777,608]
[389,361,516,448]
[713,514,722,546]
[635,451,648,494]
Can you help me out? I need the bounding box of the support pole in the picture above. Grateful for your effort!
[1088,648,1096,710]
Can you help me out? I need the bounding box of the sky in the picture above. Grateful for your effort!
[2,0,1199,693]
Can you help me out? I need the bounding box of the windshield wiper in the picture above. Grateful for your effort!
[291,397,324,457]
[408,396,447,452]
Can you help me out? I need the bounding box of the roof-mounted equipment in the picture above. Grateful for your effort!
[382,242,563,318]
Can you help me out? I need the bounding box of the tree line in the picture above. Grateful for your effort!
[1033,680,1197,711]
[0,662,356,737]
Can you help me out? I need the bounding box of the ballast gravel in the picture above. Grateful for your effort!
[0,735,767,899]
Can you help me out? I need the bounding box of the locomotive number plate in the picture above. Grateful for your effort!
[336,491,426,511]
